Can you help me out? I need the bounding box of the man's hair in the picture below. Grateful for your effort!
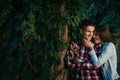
[80,19,95,30]
[95,25,112,42]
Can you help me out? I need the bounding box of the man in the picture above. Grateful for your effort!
[67,19,102,80]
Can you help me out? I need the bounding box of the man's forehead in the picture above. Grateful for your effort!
[84,26,95,30]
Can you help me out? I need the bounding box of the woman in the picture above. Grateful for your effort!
[84,25,119,80]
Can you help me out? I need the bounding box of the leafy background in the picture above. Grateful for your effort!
[0,0,120,80]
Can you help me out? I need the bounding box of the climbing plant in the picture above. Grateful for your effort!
[0,0,120,80]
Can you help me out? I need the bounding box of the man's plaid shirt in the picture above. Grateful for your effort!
[67,40,102,80]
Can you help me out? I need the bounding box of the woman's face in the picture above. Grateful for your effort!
[94,33,103,44]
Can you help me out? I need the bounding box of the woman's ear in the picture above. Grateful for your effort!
[80,29,83,34]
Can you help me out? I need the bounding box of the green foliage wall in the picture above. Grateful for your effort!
[0,0,120,80]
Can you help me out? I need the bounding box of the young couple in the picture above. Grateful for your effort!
[67,19,119,80]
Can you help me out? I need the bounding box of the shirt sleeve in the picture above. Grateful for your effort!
[67,42,78,69]
[89,42,115,67]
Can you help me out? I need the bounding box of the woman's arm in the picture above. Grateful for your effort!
[89,43,115,67]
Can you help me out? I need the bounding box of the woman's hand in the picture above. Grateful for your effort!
[83,39,94,50]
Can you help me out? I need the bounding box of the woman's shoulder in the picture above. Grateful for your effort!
[105,42,114,45]
[104,42,115,48]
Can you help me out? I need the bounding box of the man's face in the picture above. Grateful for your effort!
[80,26,95,41]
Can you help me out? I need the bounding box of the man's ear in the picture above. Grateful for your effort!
[80,29,83,34]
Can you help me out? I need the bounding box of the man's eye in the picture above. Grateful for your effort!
[86,31,90,32]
